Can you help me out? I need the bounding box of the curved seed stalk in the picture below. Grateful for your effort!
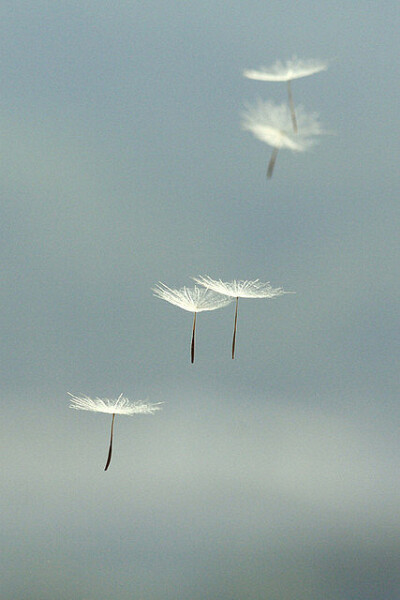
[104,413,115,471]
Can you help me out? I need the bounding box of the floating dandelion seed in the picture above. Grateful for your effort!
[242,99,324,178]
[68,393,162,471]
[243,56,327,132]
[193,276,288,359]
[153,283,232,363]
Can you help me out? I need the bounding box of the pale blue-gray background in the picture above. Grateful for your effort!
[1,2,399,599]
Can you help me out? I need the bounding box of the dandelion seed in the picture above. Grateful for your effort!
[244,56,328,132]
[242,100,324,178]
[68,393,162,471]
[193,276,288,359]
[153,283,232,363]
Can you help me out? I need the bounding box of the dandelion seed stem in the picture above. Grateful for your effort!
[232,296,239,359]
[267,147,279,179]
[191,312,197,364]
[287,80,298,133]
[104,413,115,471]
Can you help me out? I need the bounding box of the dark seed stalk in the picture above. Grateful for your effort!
[104,413,115,471]
[232,297,239,359]
[191,312,197,364]
[267,148,279,179]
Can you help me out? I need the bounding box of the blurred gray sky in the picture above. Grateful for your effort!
[1,2,399,599]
